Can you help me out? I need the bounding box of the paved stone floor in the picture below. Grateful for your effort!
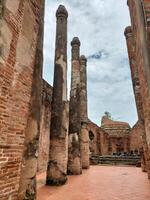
[37,166,150,200]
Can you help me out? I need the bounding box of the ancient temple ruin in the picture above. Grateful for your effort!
[46,5,69,186]
[0,1,150,200]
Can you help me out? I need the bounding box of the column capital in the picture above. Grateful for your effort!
[71,37,81,47]
[80,55,87,64]
[124,26,133,38]
[56,5,68,19]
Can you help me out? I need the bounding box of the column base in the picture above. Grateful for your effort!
[46,177,67,186]
[82,165,90,169]
[67,168,82,175]
[46,161,68,186]
[68,133,82,175]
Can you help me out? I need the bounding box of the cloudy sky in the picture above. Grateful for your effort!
[43,0,138,127]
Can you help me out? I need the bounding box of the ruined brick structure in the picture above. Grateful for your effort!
[46,5,69,186]
[86,120,109,156]
[0,0,44,199]
[87,120,101,155]
[124,25,147,171]
[38,80,52,172]
[79,55,88,121]
[68,37,82,175]
[85,116,144,158]
[1,1,150,199]
[68,40,89,172]
[79,55,90,169]
[130,121,143,153]
[125,0,150,178]
[101,116,131,155]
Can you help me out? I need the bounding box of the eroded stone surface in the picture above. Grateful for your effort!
[0,1,44,199]
[126,0,150,178]
[46,5,69,186]
[80,122,90,169]
[68,37,82,175]
[5,0,20,14]
[18,1,45,199]
[38,80,52,172]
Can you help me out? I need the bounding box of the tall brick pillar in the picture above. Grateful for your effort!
[18,1,45,199]
[124,26,143,120]
[127,0,150,180]
[80,121,90,169]
[46,5,69,186]
[124,26,149,175]
[68,37,82,175]
[80,55,90,169]
[80,55,88,121]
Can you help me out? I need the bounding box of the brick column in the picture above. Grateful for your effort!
[124,26,150,177]
[18,1,45,199]
[80,55,89,169]
[80,55,88,121]
[46,5,69,186]
[80,121,90,169]
[124,26,143,120]
[68,37,82,175]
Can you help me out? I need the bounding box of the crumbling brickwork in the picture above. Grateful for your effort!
[38,80,52,172]
[87,120,101,155]
[100,130,109,155]
[46,5,69,186]
[79,55,90,169]
[68,37,82,175]
[127,0,150,178]
[124,24,147,172]
[87,117,143,157]
[130,121,143,153]
[1,1,150,198]
[0,0,44,199]
[101,116,130,155]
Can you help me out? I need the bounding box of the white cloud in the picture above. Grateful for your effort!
[43,0,138,127]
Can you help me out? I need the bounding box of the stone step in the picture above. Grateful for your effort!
[90,155,141,166]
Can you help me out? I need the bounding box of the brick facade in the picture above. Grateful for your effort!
[130,121,143,153]
[87,120,101,155]
[0,0,44,199]
[86,117,143,157]
[86,120,109,156]
[101,116,131,155]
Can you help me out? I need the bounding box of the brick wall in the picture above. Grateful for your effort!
[87,120,110,156]
[101,117,131,155]
[127,0,150,178]
[87,121,101,155]
[0,0,44,199]
[130,121,143,152]
[99,130,109,155]
[38,79,52,172]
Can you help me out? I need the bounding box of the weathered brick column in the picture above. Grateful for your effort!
[124,26,149,176]
[46,5,69,186]
[127,0,150,180]
[80,55,88,121]
[68,37,82,175]
[80,55,89,169]
[124,26,143,120]
[80,121,90,169]
[18,1,45,199]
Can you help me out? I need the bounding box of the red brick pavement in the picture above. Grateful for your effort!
[37,166,150,200]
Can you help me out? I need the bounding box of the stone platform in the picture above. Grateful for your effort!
[90,155,141,166]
